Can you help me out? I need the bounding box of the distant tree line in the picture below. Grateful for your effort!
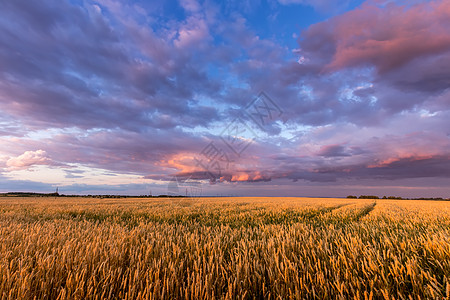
[347,195,449,201]
[0,192,59,197]
[1,192,447,201]
[346,195,380,199]
[0,192,187,198]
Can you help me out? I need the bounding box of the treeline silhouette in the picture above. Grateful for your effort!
[347,195,449,201]
[1,192,447,201]
[0,192,186,198]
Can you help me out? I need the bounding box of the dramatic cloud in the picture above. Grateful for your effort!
[6,150,54,171]
[296,1,450,72]
[315,4,445,72]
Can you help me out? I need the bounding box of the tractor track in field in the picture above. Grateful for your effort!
[354,202,377,221]
[318,203,353,214]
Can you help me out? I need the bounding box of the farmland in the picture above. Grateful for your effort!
[0,196,449,299]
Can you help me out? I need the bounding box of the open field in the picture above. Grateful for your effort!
[0,196,449,299]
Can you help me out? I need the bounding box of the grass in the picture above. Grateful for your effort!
[0,196,449,299]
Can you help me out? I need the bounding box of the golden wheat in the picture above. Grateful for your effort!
[0,196,449,299]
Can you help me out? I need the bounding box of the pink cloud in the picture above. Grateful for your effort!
[230,171,271,182]
[6,150,53,171]
[175,17,210,49]
[367,155,435,168]
[302,0,450,73]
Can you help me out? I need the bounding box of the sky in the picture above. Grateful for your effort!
[0,0,449,197]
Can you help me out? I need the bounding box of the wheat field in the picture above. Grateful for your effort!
[0,196,449,299]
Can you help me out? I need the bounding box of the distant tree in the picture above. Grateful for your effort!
[347,195,357,199]
[359,195,379,199]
